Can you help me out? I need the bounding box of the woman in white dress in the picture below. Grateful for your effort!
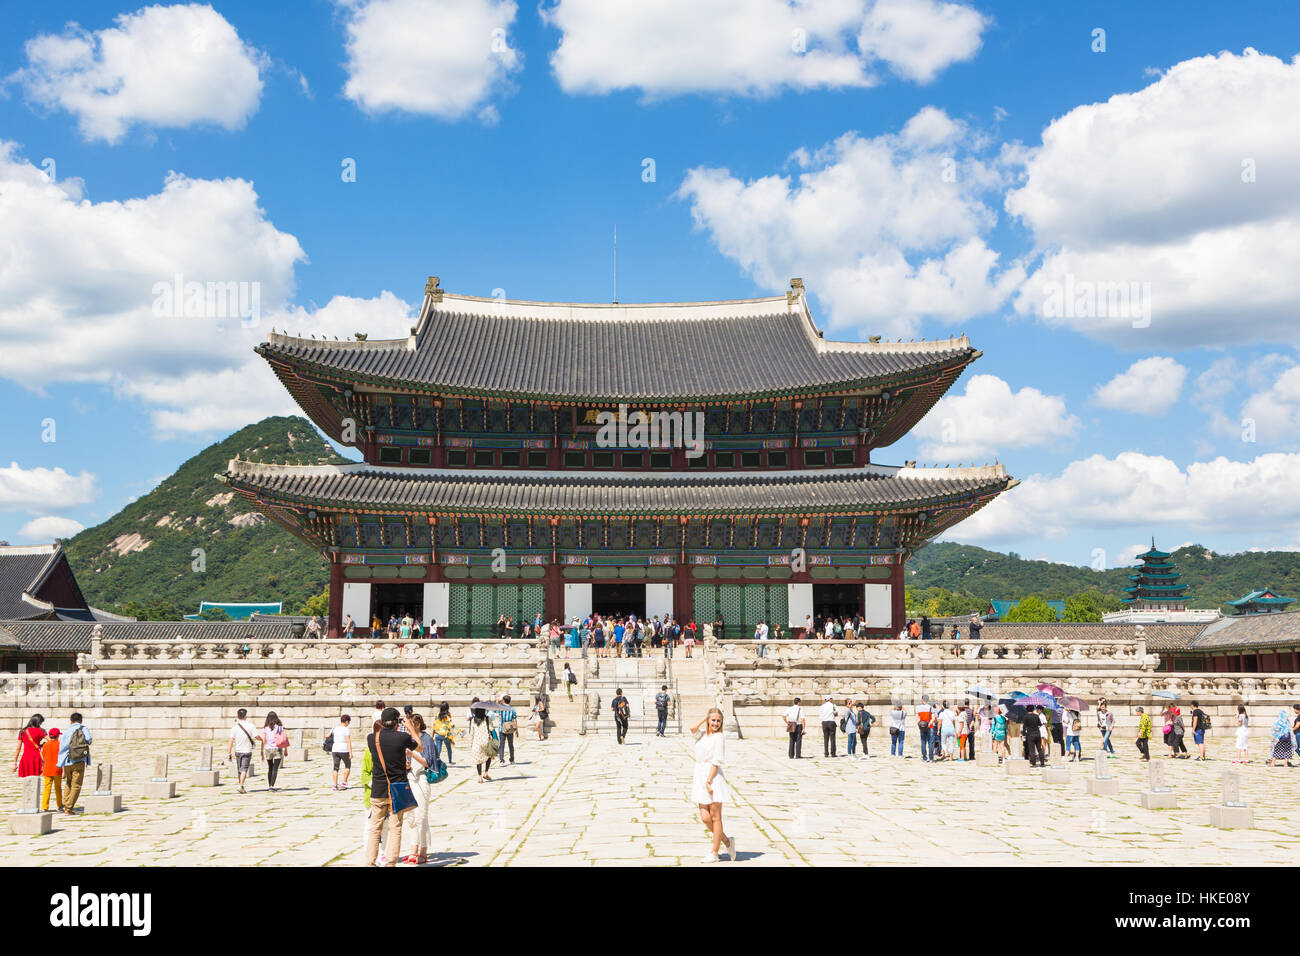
[1234,705,1250,763]
[691,708,736,864]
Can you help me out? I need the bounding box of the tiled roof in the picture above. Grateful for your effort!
[1188,611,1300,650]
[0,621,92,652]
[0,620,302,653]
[0,545,62,620]
[1226,589,1294,607]
[259,292,977,402]
[921,621,1205,651]
[223,461,1015,517]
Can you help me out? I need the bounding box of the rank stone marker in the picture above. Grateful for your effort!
[1140,757,1179,809]
[83,763,123,814]
[286,729,312,763]
[1209,769,1253,829]
[192,744,220,786]
[1004,753,1030,775]
[1041,764,1071,785]
[1085,751,1119,795]
[9,776,53,835]
[975,746,999,766]
[143,753,177,799]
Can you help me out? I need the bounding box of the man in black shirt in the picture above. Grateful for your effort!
[365,707,425,867]
[611,688,630,744]
[1022,706,1043,766]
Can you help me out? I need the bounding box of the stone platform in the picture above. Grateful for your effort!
[0,737,1293,867]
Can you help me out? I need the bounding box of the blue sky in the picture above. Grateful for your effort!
[1,0,1299,571]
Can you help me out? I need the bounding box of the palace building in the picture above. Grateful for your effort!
[222,277,1016,638]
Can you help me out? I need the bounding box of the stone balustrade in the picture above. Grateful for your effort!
[84,638,542,669]
[713,639,1156,668]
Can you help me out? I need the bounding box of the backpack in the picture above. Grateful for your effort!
[1198,711,1212,730]
[65,727,90,764]
[617,699,630,719]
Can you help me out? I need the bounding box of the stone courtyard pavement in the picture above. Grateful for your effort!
[1,734,1296,866]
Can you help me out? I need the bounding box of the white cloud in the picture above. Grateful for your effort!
[1091,357,1187,415]
[857,0,987,83]
[0,142,413,435]
[1240,363,1300,446]
[128,292,416,435]
[337,0,520,119]
[9,3,265,143]
[1008,50,1300,347]
[947,451,1300,545]
[0,463,98,512]
[17,516,86,542]
[678,110,1025,338]
[912,374,1079,460]
[543,0,986,97]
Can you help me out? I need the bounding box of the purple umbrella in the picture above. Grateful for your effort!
[1017,693,1058,709]
[1036,683,1065,697]
[1060,695,1090,712]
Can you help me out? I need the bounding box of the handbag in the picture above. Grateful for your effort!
[424,760,448,784]
[374,730,418,814]
[1071,719,1081,733]
[484,726,500,758]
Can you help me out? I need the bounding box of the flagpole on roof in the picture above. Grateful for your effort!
[613,224,618,304]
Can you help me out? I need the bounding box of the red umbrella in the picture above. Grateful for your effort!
[1060,695,1089,712]
[1036,682,1064,697]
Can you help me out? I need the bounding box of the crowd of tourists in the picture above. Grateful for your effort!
[777,697,1300,769]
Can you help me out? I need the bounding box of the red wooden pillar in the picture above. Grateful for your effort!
[674,560,692,624]
[327,559,344,639]
[544,517,563,622]
[890,555,906,638]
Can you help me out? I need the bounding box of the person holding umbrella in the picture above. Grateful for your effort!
[468,704,499,783]
[1062,704,1082,762]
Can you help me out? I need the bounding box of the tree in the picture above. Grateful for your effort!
[299,589,329,617]
[1062,591,1123,622]
[200,607,233,622]
[1004,596,1058,622]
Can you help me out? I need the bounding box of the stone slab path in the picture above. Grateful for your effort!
[1,735,1295,866]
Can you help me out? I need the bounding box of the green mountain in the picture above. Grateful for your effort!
[63,416,346,618]
[907,541,1300,614]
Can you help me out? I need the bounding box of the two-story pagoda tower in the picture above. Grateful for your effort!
[222,277,1016,638]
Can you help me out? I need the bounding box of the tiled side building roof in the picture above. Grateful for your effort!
[0,620,303,653]
[1188,610,1300,650]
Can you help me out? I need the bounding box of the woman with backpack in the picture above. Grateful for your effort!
[1097,699,1116,756]
[1062,707,1082,762]
[531,698,546,739]
[14,714,45,780]
[261,711,289,791]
